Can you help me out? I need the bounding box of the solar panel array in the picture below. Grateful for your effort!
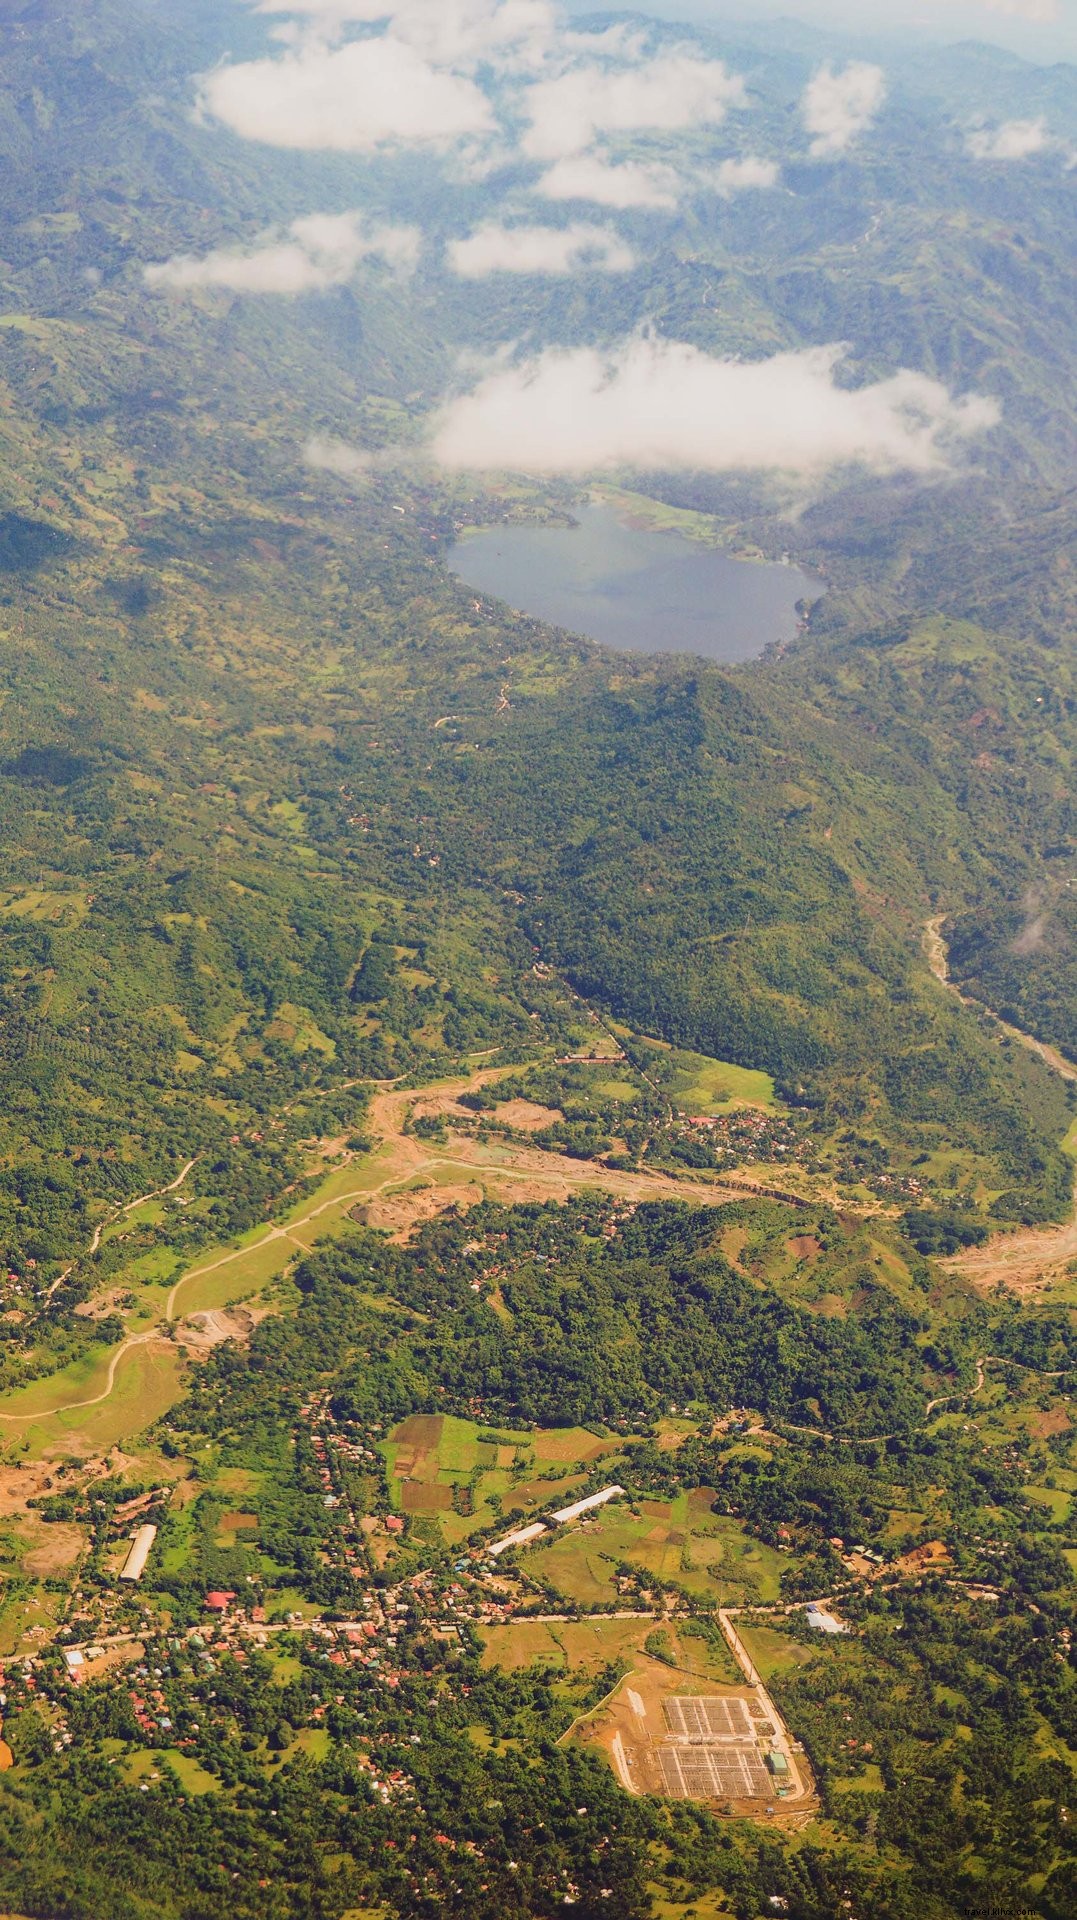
[659,1744,772,1801]
[662,1696,753,1740]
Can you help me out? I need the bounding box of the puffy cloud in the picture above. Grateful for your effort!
[430,336,1000,480]
[249,2,643,75]
[251,1,558,72]
[522,53,745,162]
[448,220,635,275]
[967,117,1050,159]
[536,154,682,209]
[713,155,780,196]
[198,35,494,150]
[802,61,886,158]
[144,211,420,292]
[304,434,375,476]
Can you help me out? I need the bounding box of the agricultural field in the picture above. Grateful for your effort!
[481,1615,740,1686]
[524,1494,788,1609]
[734,1620,822,1684]
[381,1412,626,1545]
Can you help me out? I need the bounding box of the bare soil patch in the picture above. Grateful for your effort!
[786,1235,820,1260]
[944,1191,1077,1296]
[365,1181,483,1239]
[494,1100,564,1132]
[80,1640,145,1681]
[75,1288,131,1321]
[806,1293,847,1319]
[401,1482,453,1513]
[179,1306,266,1353]
[892,1539,951,1576]
[0,1460,60,1518]
[1029,1406,1071,1439]
[21,1520,85,1576]
[410,1094,479,1125]
[533,1430,618,1464]
[313,1132,351,1160]
[393,1415,444,1450]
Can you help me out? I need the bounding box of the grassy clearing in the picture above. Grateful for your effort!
[268,1650,304,1685]
[1025,1485,1071,1523]
[0,1336,183,1456]
[648,1893,733,1920]
[481,1620,564,1672]
[832,1763,885,1794]
[665,1049,776,1115]
[518,1501,788,1609]
[123,1748,220,1794]
[45,1344,185,1455]
[123,1748,219,1793]
[593,1077,641,1102]
[590,485,726,548]
[737,1621,819,1680]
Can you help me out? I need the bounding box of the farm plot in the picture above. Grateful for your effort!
[382,1416,624,1546]
[524,1499,788,1608]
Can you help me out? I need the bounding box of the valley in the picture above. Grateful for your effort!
[0,2,1074,1917]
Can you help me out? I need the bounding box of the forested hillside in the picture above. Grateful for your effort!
[0,4,1075,1918]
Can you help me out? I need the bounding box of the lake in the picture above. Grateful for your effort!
[447,503,820,663]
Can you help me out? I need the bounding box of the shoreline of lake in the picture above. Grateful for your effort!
[446,502,822,665]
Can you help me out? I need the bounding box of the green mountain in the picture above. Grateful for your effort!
[0,4,1075,1918]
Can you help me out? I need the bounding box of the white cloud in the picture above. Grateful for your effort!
[304,434,375,477]
[198,35,494,150]
[448,221,635,276]
[431,336,1000,480]
[802,62,886,158]
[249,2,643,76]
[967,117,1050,159]
[252,1,556,72]
[713,155,780,196]
[522,53,745,162]
[144,211,420,292]
[536,154,682,209]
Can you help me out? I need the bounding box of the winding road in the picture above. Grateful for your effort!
[0,1330,162,1423]
[5,1067,752,1429]
[925,915,1077,1291]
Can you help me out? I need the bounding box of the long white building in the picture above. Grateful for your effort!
[119,1523,157,1583]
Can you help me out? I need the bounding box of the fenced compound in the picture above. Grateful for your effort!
[662,1695,753,1741]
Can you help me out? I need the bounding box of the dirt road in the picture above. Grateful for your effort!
[0,1331,164,1423]
[926,916,1077,1292]
[925,915,1077,1084]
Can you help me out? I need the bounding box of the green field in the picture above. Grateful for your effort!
[124,1749,220,1795]
[0,1339,185,1456]
[523,1499,787,1608]
[381,1412,630,1544]
[664,1049,776,1115]
[1025,1485,1071,1524]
